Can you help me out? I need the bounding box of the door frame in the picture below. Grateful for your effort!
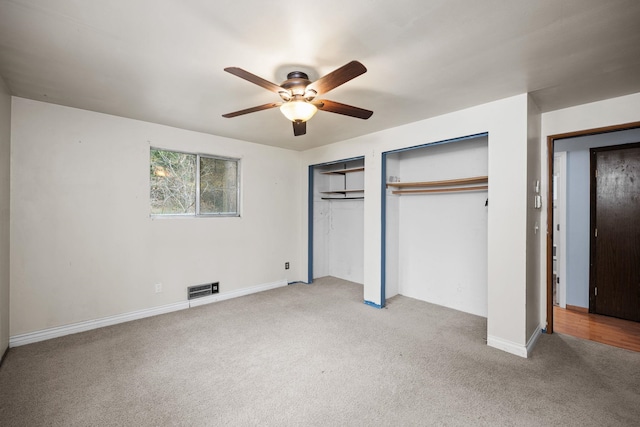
[546,121,640,334]
[552,152,567,309]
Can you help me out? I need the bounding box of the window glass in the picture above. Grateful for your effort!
[150,150,196,215]
[200,157,238,215]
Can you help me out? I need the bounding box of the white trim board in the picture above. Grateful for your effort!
[487,325,543,358]
[525,324,544,357]
[9,301,188,347]
[10,279,288,347]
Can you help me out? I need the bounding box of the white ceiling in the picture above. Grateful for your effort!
[1,0,639,151]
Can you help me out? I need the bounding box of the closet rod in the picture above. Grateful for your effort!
[392,185,488,195]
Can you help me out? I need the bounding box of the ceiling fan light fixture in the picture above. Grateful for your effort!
[278,90,292,101]
[280,98,318,122]
[304,88,317,101]
[223,61,371,136]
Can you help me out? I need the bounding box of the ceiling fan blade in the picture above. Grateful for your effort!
[222,102,281,118]
[224,67,284,94]
[293,121,306,136]
[307,61,367,95]
[315,99,373,119]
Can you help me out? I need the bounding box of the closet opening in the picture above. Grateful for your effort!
[308,157,365,287]
[382,133,489,316]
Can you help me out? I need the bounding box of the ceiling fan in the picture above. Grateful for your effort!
[222,60,373,136]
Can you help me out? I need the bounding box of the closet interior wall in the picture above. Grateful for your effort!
[313,158,365,284]
[385,136,489,317]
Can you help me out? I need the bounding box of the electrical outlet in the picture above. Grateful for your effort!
[285,262,290,270]
[154,283,162,293]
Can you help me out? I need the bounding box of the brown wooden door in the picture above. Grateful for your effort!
[590,142,640,322]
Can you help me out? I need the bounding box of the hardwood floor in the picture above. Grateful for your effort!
[553,306,640,352]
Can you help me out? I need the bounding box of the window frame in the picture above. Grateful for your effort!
[150,147,241,218]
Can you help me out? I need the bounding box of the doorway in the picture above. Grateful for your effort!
[546,122,640,334]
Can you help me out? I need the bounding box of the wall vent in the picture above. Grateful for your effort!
[187,282,219,300]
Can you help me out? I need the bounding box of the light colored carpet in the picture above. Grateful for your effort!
[1,276,639,426]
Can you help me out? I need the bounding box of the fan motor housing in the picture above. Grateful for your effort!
[281,71,311,95]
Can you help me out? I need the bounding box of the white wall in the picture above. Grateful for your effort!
[301,94,536,356]
[540,92,640,328]
[384,156,400,299]
[313,196,365,283]
[325,200,364,283]
[10,98,302,336]
[388,137,488,317]
[0,78,10,354]
[526,95,542,340]
[312,200,330,278]
[485,96,530,355]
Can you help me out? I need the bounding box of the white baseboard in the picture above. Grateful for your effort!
[189,279,287,308]
[9,301,189,347]
[487,325,543,358]
[487,335,527,358]
[10,279,289,347]
[525,323,544,357]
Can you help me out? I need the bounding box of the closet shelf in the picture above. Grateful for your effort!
[387,176,488,195]
[321,189,365,195]
[386,176,488,188]
[392,185,488,195]
[321,167,365,175]
[321,197,364,200]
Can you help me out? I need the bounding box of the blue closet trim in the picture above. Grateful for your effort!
[364,300,384,309]
[307,165,314,284]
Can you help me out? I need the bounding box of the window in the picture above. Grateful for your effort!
[150,149,239,216]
